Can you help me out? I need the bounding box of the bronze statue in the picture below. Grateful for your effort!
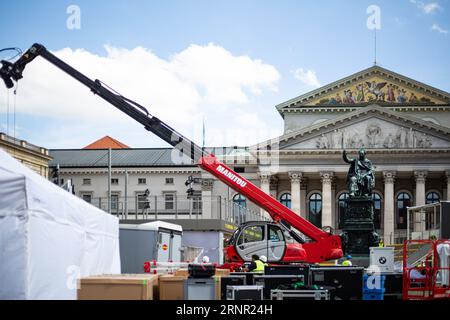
[343,148,375,198]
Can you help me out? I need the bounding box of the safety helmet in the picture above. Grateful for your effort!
[259,255,268,263]
[202,256,210,263]
[347,255,352,260]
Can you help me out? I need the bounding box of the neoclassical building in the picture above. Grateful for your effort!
[51,65,450,246]
[0,132,52,177]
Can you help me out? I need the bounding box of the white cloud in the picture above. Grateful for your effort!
[410,1,443,14]
[170,44,279,106]
[431,23,448,33]
[423,3,442,13]
[293,68,321,88]
[6,43,280,148]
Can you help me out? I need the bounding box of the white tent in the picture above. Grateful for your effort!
[0,149,120,300]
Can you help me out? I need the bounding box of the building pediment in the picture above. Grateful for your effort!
[276,66,450,112]
[260,105,450,150]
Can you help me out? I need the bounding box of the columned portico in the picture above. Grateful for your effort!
[288,171,303,216]
[320,171,334,228]
[383,171,396,245]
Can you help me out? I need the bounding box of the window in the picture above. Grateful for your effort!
[237,225,264,245]
[425,192,440,229]
[137,193,149,210]
[82,178,91,185]
[111,178,119,185]
[165,178,174,184]
[233,194,247,208]
[372,193,382,230]
[308,193,322,228]
[396,192,412,229]
[82,194,92,203]
[164,193,175,210]
[232,194,247,221]
[426,192,440,204]
[269,226,283,242]
[192,190,202,211]
[111,194,119,211]
[279,193,292,209]
[138,178,147,185]
[234,167,245,173]
[338,192,349,229]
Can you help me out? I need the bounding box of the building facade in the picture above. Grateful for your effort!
[51,66,450,245]
[0,132,52,177]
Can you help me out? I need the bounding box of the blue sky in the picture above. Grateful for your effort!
[1,0,449,149]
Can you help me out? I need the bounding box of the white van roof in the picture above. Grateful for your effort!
[120,221,182,233]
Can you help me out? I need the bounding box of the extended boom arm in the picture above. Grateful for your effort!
[1,43,342,262]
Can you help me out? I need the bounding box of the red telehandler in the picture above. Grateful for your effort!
[0,43,343,266]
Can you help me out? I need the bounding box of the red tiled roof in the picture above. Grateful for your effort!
[83,136,130,149]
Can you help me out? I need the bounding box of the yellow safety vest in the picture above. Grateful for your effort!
[253,260,265,272]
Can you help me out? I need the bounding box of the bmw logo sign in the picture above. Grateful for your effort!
[379,256,387,264]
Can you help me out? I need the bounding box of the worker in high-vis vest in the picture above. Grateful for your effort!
[248,254,265,273]
[342,255,353,266]
[259,255,269,267]
[378,239,384,248]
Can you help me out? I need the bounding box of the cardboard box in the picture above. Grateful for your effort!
[174,268,189,277]
[78,274,158,300]
[159,275,187,300]
[215,268,231,277]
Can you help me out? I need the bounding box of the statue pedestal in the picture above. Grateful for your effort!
[340,197,379,256]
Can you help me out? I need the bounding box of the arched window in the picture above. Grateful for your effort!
[308,193,322,228]
[396,192,411,229]
[279,193,292,209]
[372,193,382,230]
[426,192,440,204]
[232,194,247,223]
[233,194,247,208]
[337,192,349,229]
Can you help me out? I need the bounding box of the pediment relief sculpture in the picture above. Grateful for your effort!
[314,122,437,150]
[313,78,443,106]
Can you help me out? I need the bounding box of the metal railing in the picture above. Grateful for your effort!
[86,195,268,224]
[407,202,442,241]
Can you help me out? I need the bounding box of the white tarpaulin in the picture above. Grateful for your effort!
[0,149,120,300]
[437,242,450,286]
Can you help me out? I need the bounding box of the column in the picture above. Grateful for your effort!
[414,171,427,232]
[383,171,396,245]
[270,175,279,199]
[414,171,427,206]
[331,180,337,229]
[320,171,334,228]
[201,178,214,219]
[446,171,450,201]
[300,178,308,219]
[259,172,271,218]
[289,172,302,216]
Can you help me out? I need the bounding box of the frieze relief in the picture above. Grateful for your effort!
[285,118,448,150]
